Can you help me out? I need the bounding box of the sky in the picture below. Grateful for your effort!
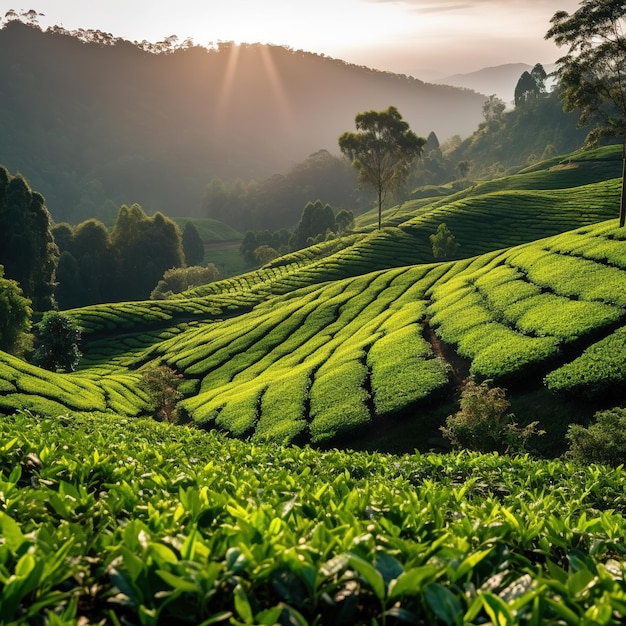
[1,0,581,77]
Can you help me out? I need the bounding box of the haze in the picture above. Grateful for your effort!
[3,0,580,76]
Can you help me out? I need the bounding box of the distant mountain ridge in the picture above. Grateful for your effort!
[431,62,557,105]
[0,21,487,222]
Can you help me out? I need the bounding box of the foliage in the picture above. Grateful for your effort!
[447,90,587,180]
[514,64,547,108]
[31,311,82,372]
[253,244,279,265]
[566,408,626,466]
[339,106,426,229]
[181,221,205,266]
[441,379,545,453]
[293,200,337,249]
[239,229,292,266]
[139,363,183,422]
[203,150,363,232]
[2,411,626,624]
[53,218,117,309]
[111,204,185,301]
[0,266,32,356]
[150,264,220,299]
[0,168,58,311]
[430,222,460,259]
[546,0,626,225]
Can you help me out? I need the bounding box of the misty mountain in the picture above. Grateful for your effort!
[0,21,487,222]
[435,63,557,105]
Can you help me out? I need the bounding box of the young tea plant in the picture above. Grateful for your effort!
[441,379,544,454]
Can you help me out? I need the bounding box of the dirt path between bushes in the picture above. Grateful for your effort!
[424,320,471,392]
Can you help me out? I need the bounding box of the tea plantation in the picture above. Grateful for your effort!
[2,145,626,623]
[2,411,626,624]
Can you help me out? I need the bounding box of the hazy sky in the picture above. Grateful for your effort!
[1,1,580,76]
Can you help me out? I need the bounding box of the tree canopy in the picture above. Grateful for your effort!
[0,265,32,356]
[546,0,626,225]
[339,106,425,229]
[31,311,81,372]
[0,168,58,311]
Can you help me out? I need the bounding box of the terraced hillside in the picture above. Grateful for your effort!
[1,146,625,451]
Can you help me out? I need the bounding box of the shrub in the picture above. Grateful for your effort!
[566,408,626,466]
[31,311,81,372]
[140,364,183,422]
[430,222,460,259]
[441,379,544,453]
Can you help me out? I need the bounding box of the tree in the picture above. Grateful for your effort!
[339,106,425,230]
[254,245,279,265]
[182,221,205,266]
[457,160,470,179]
[430,223,460,259]
[546,1,626,226]
[335,209,355,233]
[0,169,59,311]
[111,204,185,300]
[0,265,32,356]
[481,95,506,127]
[531,63,548,93]
[514,72,540,108]
[566,408,626,466]
[293,200,336,249]
[31,311,81,372]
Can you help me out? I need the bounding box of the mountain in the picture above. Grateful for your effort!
[434,62,556,105]
[0,21,487,223]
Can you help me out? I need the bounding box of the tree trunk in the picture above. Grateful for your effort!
[619,135,626,228]
[378,187,382,230]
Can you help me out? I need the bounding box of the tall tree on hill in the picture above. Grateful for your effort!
[339,106,425,230]
[0,168,58,311]
[546,0,626,226]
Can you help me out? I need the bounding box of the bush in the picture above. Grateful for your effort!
[430,222,460,259]
[31,311,81,372]
[150,264,220,299]
[441,379,544,453]
[566,408,626,466]
[140,364,183,422]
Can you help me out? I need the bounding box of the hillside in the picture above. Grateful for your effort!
[0,145,624,456]
[436,62,557,105]
[0,21,486,223]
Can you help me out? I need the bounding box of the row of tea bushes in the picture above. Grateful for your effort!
[427,221,626,383]
[1,410,626,624]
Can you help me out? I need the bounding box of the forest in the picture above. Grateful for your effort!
[2,2,626,623]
